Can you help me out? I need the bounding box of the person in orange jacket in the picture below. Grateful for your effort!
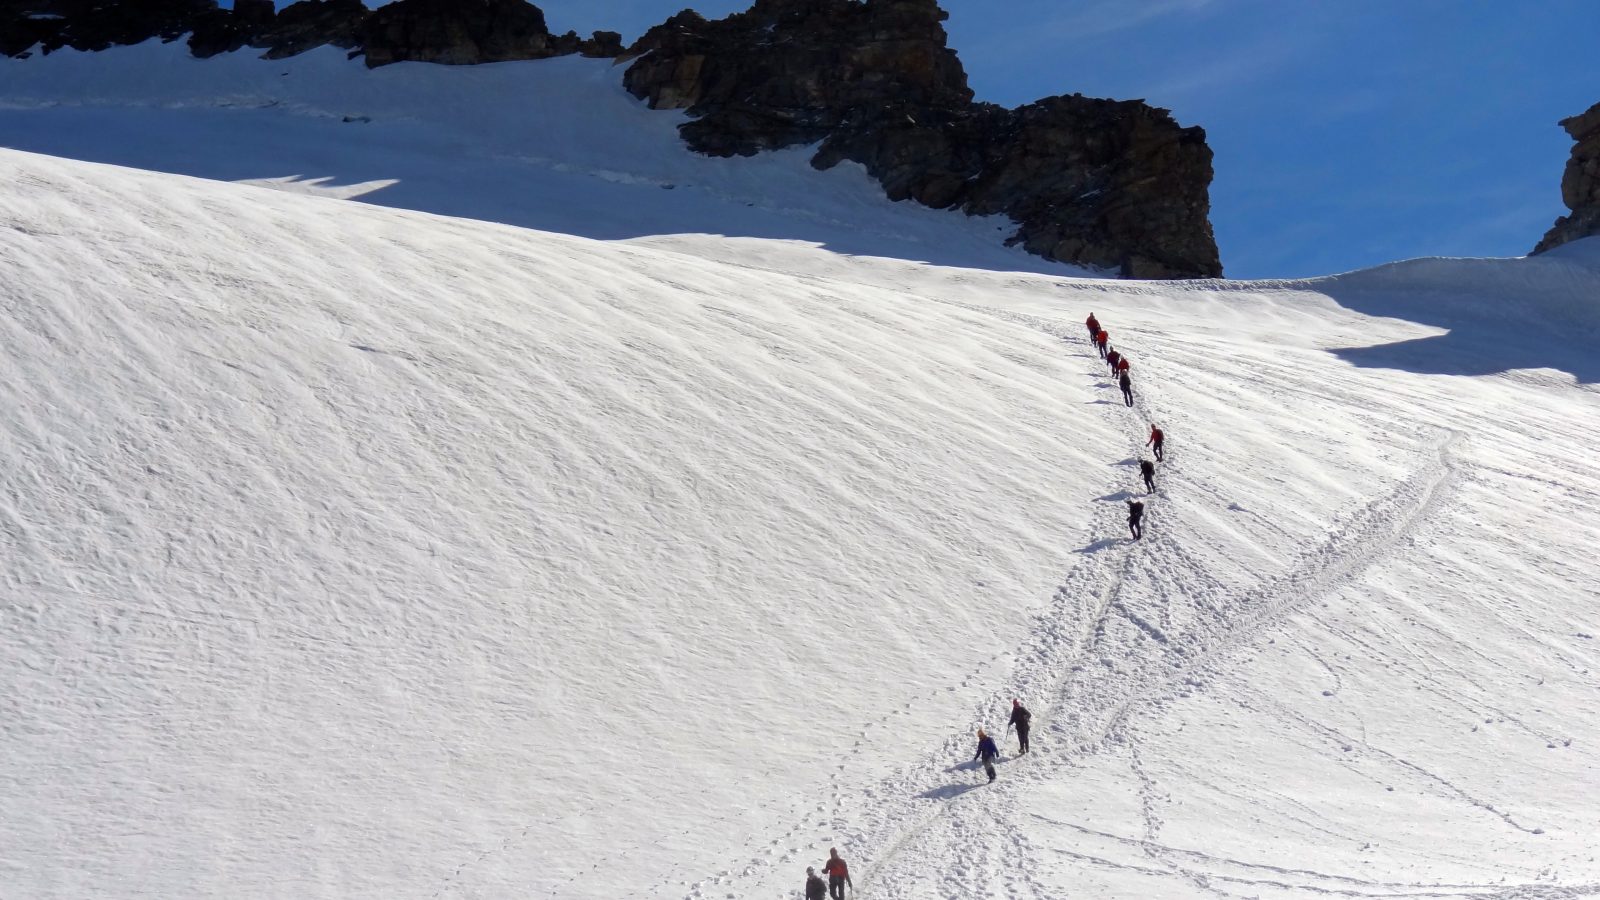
[1095,329,1109,359]
[822,848,853,898]
[1147,425,1165,461]
[1114,355,1130,377]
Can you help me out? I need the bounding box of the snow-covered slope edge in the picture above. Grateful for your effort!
[0,42,1080,276]
[2,149,1598,899]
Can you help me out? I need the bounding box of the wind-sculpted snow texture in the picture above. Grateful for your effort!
[3,126,1600,900]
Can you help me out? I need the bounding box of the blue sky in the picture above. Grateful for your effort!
[258,1,1600,278]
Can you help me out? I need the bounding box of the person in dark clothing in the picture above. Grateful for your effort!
[975,729,1000,782]
[1008,699,1032,754]
[1139,459,1156,493]
[1127,499,1145,540]
[1147,425,1165,461]
[1119,370,1133,406]
[822,848,852,898]
[1095,330,1109,359]
[805,867,828,900]
[1105,348,1121,377]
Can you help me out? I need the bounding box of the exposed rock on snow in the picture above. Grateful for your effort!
[361,0,566,68]
[187,0,273,58]
[1,0,215,55]
[0,0,1217,279]
[250,0,368,61]
[1533,100,1600,255]
[622,0,1221,279]
[359,0,621,67]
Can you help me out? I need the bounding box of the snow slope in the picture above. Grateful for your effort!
[4,43,1600,900]
[0,42,1073,275]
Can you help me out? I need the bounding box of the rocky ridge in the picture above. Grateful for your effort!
[1532,101,1600,256]
[1,0,1221,278]
[622,0,1219,278]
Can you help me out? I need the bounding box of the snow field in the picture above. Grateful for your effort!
[2,41,1600,900]
[0,149,1117,898]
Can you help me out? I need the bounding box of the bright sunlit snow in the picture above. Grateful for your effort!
[2,43,1600,900]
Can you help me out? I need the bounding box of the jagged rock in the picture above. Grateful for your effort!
[3,0,1220,277]
[545,29,619,58]
[580,30,622,58]
[250,0,368,60]
[624,0,970,149]
[361,0,569,68]
[188,0,273,58]
[1533,102,1600,255]
[623,0,1219,278]
[1,2,68,56]
[3,0,216,55]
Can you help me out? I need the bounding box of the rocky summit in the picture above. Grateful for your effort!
[622,0,1221,279]
[1532,101,1600,256]
[1,0,1222,278]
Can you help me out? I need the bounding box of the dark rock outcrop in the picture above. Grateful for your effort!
[1,2,66,56]
[1533,102,1600,256]
[622,0,1219,278]
[362,0,565,68]
[188,0,272,58]
[579,30,623,58]
[1,0,1219,277]
[251,0,368,60]
[3,0,217,55]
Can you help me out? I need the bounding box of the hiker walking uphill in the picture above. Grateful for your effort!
[1085,312,1100,341]
[1114,354,1130,378]
[1105,348,1122,378]
[1127,499,1145,540]
[1140,459,1156,493]
[1008,699,1032,754]
[1095,329,1110,359]
[805,867,828,900]
[1119,369,1134,407]
[975,729,1000,782]
[1147,424,1165,461]
[822,848,852,898]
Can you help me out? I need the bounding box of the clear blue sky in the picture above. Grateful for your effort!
[260,0,1600,278]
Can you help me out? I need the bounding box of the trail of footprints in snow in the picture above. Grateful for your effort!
[659,651,1014,899]
[556,308,1481,898]
[696,322,1159,898]
[840,313,1472,895]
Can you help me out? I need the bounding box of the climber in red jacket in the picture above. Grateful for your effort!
[1147,425,1165,461]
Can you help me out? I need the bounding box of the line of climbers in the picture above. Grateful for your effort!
[799,310,1170,895]
[1086,311,1166,541]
